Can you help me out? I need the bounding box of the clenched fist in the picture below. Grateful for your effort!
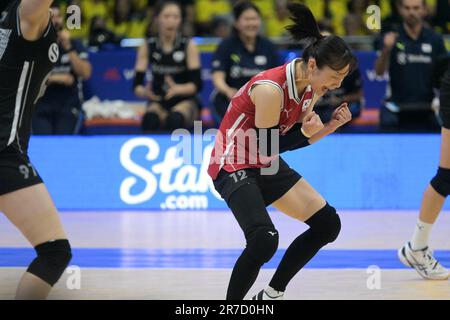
[328,102,352,130]
[301,111,324,137]
[383,32,398,51]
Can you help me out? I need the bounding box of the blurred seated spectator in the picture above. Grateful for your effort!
[181,0,196,37]
[195,0,232,36]
[108,0,148,39]
[82,0,109,23]
[265,0,291,38]
[314,68,364,124]
[211,16,232,39]
[33,4,92,135]
[211,1,281,120]
[305,0,347,36]
[134,1,202,132]
[374,0,447,132]
[88,16,122,48]
[344,0,371,36]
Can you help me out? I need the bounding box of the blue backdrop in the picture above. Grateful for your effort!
[28,134,448,211]
[83,49,387,109]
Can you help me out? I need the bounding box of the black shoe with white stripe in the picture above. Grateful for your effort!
[251,289,284,300]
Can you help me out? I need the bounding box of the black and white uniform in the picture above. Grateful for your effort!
[147,33,201,110]
[0,1,58,195]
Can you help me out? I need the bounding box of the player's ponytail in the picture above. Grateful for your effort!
[286,2,323,43]
[286,2,357,73]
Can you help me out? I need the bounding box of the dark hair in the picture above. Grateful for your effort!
[396,0,426,7]
[286,2,357,72]
[50,2,61,9]
[113,0,133,25]
[233,1,261,21]
[346,0,369,13]
[149,0,184,37]
[0,0,14,12]
[153,0,183,18]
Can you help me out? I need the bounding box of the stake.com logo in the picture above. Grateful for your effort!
[119,137,221,209]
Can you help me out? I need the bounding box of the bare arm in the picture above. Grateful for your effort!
[251,84,282,128]
[307,123,336,144]
[187,39,201,70]
[308,103,352,144]
[67,51,92,80]
[57,30,92,80]
[19,0,53,41]
[48,73,74,86]
[374,32,397,76]
[135,42,149,72]
[374,48,391,76]
[212,71,237,100]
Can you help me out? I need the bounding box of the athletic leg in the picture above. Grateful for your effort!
[0,184,71,299]
[267,178,340,293]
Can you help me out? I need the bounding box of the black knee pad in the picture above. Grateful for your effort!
[27,239,72,286]
[431,167,450,197]
[141,112,161,131]
[166,111,185,130]
[305,203,341,244]
[246,226,279,265]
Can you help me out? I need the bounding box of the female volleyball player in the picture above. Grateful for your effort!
[398,64,450,280]
[0,1,72,299]
[208,3,356,300]
[133,0,202,132]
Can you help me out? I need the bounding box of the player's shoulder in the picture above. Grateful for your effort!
[253,63,287,85]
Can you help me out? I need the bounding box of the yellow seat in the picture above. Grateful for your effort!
[265,16,291,38]
[251,0,274,20]
[195,0,231,24]
[330,0,347,36]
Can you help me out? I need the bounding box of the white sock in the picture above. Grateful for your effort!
[410,219,433,250]
[265,286,284,298]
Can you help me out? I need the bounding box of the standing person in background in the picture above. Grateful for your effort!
[109,0,147,39]
[343,0,370,36]
[33,3,92,135]
[374,0,447,132]
[211,1,281,120]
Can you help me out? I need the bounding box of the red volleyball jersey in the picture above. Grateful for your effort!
[207,58,315,180]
